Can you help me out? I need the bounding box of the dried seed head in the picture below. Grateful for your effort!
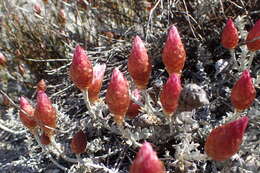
[231,70,256,111]
[34,91,57,137]
[105,68,130,125]
[37,79,47,91]
[70,45,93,90]
[126,89,142,118]
[40,132,51,145]
[205,116,249,161]
[221,18,239,49]
[128,36,152,89]
[70,130,87,154]
[88,64,106,103]
[130,142,166,173]
[0,52,7,66]
[246,19,260,51]
[160,74,182,116]
[162,25,186,75]
[19,97,37,131]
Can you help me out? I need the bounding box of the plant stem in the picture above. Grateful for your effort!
[229,49,238,69]
[34,132,68,171]
[142,90,155,116]
[118,124,141,147]
[247,51,256,69]
[82,89,96,119]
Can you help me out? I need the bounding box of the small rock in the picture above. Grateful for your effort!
[178,83,209,112]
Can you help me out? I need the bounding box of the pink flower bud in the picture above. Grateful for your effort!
[70,45,93,90]
[128,36,152,89]
[130,142,166,173]
[205,116,249,161]
[126,89,142,118]
[160,74,182,116]
[221,18,239,49]
[0,52,7,66]
[37,79,47,91]
[105,68,130,125]
[33,4,42,15]
[19,97,37,131]
[88,64,106,103]
[162,25,186,75]
[246,19,260,51]
[231,70,256,111]
[34,91,57,137]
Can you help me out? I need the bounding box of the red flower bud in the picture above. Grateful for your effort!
[88,64,106,103]
[160,73,182,116]
[0,52,7,66]
[70,130,87,154]
[221,18,239,49]
[105,68,130,125]
[37,79,47,91]
[126,89,142,118]
[128,36,152,89]
[162,25,186,75]
[70,45,93,90]
[130,142,166,173]
[231,70,256,111]
[205,116,249,161]
[40,132,51,145]
[246,19,260,51]
[34,91,57,137]
[19,97,37,131]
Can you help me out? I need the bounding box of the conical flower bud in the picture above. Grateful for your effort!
[37,79,47,91]
[162,25,186,75]
[88,64,106,103]
[34,91,57,137]
[205,116,249,161]
[128,36,152,89]
[40,132,51,145]
[70,130,87,154]
[130,142,166,173]
[105,68,130,125]
[246,19,260,51]
[221,18,239,49]
[160,74,182,116]
[70,45,93,90]
[19,97,37,131]
[126,89,142,118]
[231,70,256,111]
